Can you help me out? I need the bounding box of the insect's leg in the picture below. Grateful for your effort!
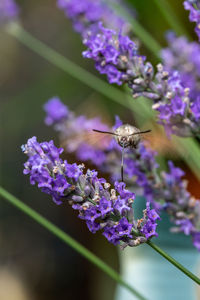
[121,143,125,182]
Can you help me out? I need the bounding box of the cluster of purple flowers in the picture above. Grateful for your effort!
[83,22,137,86]
[0,0,19,22]
[58,0,200,138]
[83,23,199,137]
[43,97,200,251]
[22,136,160,248]
[184,0,200,41]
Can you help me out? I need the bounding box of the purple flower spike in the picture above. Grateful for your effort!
[23,137,160,248]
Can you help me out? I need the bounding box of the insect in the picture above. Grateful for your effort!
[93,124,151,182]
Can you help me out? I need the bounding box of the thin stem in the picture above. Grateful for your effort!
[5,24,200,181]
[147,240,200,285]
[107,1,161,58]
[152,0,190,38]
[0,186,147,300]
[6,22,132,110]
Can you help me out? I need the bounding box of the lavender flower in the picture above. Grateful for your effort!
[0,0,19,22]
[22,136,160,248]
[44,100,200,251]
[83,22,200,137]
[184,0,200,41]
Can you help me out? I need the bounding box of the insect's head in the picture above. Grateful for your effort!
[114,124,142,148]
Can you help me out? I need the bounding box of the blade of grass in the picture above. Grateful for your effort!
[0,186,147,300]
[6,22,133,111]
[152,0,190,37]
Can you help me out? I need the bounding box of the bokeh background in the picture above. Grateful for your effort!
[0,0,200,299]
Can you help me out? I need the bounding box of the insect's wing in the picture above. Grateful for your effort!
[81,130,113,149]
[60,130,113,152]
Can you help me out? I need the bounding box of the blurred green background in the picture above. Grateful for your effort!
[0,0,200,299]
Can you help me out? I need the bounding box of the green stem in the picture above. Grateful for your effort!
[0,186,147,300]
[6,23,200,181]
[107,1,161,58]
[147,240,200,285]
[5,22,132,111]
[152,0,190,37]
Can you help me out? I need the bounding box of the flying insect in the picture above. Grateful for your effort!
[93,124,151,182]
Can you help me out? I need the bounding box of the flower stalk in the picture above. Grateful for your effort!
[147,240,200,285]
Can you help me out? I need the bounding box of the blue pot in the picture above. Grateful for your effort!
[115,197,200,300]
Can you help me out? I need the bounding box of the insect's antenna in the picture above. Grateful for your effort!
[121,143,124,182]
[130,129,151,136]
[92,129,118,136]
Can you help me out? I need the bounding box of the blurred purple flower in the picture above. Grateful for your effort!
[191,96,200,120]
[184,0,200,41]
[57,0,128,36]
[161,33,200,99]
[44,97,69,125]
[0,0,19,22]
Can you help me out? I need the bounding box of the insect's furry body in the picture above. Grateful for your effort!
[114,124,141,148]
